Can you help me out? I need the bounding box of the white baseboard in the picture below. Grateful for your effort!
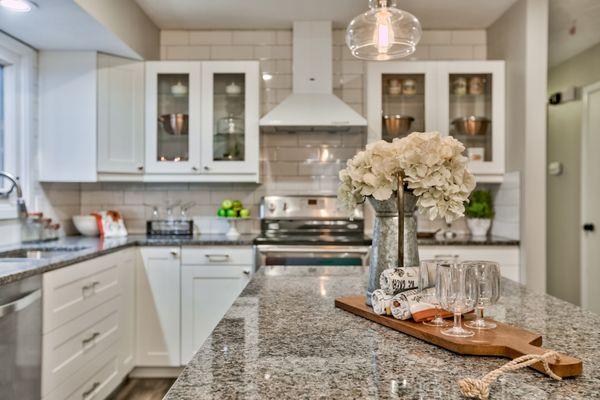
[129,366,183,378]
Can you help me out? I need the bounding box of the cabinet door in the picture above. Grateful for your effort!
[181,265,251,364]
[97,54,145,174]
[145,62,201,174]
[117,249,136,379]
[437,61,505,176]
[366,61,437,144]
[136,247,181,366]
[201,61,259,175]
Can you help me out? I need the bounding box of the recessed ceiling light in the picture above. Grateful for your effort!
[0,0,34,12]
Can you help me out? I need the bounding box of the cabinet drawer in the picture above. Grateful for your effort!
[42,297,120,397]
[181,246,253,266]
[43,252,123,333]
[43,343,119,400]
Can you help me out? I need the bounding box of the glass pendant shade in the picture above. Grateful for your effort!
[346,0,422,61]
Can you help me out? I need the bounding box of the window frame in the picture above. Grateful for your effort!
[0,32,36,220]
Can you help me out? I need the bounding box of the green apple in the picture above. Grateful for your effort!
[226,209,237,218]
[239,208,250,218]
[221,199,233,210]
[232,200,243,210]
[217,208,226,217]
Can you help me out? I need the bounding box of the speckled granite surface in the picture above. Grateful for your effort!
[418,234,519,246]
[165,266,599,400]
[0,234,257,286]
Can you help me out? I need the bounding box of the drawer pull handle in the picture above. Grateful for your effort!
[243,270,251,275]
[205,254,230,262]
[82,381,100,399]
[82,281,100,293]
[82,332,100,346]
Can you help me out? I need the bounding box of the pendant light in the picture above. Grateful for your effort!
[346,0,422,61]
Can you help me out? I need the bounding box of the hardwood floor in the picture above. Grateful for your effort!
[108,378,176,400]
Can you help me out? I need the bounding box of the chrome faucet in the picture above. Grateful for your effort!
[0,171,28,220]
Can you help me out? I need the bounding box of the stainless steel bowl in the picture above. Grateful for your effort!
[383,115,414,138]
[159,113,189,135]
[452,116,490,136]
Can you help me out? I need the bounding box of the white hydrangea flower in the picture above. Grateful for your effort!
[337,132,476,222]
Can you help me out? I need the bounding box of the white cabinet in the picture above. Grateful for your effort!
[419,245,520,282]
[180,246,253,364]
[366,60,506,181]
[144,61,202,174]
[201,61,259,178]
[41,249,133,400]
[136,247,181,366]
[97,54,145,175]
[39,51,144,182]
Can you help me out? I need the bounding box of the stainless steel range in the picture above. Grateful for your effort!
[255,195,371,267]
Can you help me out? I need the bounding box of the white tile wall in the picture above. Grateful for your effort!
[72,28,489,234]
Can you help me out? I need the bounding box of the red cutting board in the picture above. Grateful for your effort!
[335,295,582,378]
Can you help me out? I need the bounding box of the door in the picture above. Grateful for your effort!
[201,61,259,175]
[366,61,437,144]
[581,81,600,313]
[145,62,201,174]
[97,54,145,174]
[180,265,251,364]
[136,247,181,366]
[437,61,505,175]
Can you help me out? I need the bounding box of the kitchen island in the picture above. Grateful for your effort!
[164,266,599,399]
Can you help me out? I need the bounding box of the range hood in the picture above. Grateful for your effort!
[260,21,367,133]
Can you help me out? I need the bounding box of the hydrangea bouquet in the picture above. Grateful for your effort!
[338,132,476,223]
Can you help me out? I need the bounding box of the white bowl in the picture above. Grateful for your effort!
[72,215,100,237]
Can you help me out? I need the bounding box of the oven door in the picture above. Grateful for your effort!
[256,245,370,267]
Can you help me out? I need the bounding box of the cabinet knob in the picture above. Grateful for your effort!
[243,270,251,275]
[204,166,210,171]
[137,165,144,171]
[583,223,595,232]
[170,250,179,258]
[192,166,198,172]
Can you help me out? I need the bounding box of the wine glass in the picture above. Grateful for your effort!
[419,259,450,327]
[463,261,501,330]
[436,262,479,337]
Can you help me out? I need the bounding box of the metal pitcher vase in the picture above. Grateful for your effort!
[366,190,419,305]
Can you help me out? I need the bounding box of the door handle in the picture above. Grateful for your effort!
[82,382,100,399]
[0,289,41,319]
[82,332,100,346]
[583,223,595,232]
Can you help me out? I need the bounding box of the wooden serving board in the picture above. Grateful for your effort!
[335,295,582,378]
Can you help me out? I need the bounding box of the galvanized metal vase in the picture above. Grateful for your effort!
[366,191,419,305]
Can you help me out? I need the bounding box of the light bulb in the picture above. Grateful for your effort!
[374,8,394,54]
[0,0,33,12]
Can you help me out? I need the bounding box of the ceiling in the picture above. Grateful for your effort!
[0,0,137,58]
[549,0,600,66]
[134,0,518,30]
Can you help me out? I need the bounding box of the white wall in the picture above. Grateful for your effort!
[487,0,549,292]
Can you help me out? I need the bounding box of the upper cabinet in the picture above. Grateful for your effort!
[201,61,259,176]
[145,61,202,174]
[366,60,506,181]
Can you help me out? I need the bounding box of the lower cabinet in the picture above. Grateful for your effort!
[419,245,520,282]
[41,249,136,400]
[180,264,252,364]
[136,247,181,366]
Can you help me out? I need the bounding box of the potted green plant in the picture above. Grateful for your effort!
[465,190,494,237]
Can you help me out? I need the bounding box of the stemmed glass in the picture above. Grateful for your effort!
[436,262,479,337]
[419,259,450,327]
[464,261,501,330]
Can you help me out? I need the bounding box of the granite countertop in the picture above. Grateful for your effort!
[0,234,257,286]
[165,266,599,400]
[417,234,519,246]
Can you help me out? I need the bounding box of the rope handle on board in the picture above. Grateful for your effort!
[458,351,562,399]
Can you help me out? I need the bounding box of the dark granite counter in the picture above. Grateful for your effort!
[0,234,257,286]
[164,266,599,400]
[418,234,519,246]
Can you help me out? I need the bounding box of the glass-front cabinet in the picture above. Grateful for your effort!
[201,61,259,175]
[145,62,201,173]
[366,61,505,181]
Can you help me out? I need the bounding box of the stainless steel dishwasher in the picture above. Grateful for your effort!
[0,275,42,400]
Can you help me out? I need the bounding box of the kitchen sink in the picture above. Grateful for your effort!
[0,246,90,260]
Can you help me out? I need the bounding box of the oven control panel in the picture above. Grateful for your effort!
[260,195,363,220]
